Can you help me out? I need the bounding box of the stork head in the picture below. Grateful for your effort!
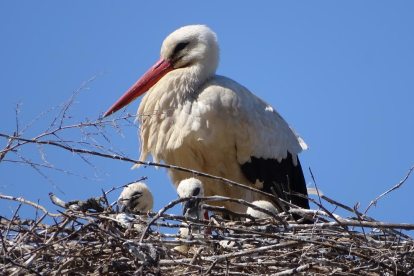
[103,25,220,117]
[177,178,205,219]
[117,182,154,214]
[161,25,219,74]
[246,200,278,221]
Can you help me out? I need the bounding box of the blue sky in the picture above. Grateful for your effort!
[1,2,413,232]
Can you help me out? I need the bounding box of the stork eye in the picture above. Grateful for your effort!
[130,191,142,199]
[192,187,200,196]
[173,42,189,55]
[131,191,142,196]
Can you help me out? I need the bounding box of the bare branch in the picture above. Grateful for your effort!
[46,73,105,132]
[363,165,414,217]
[12,149,64,193]
[0,194,59,217]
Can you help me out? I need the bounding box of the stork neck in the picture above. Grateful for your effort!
[170,63,214,95]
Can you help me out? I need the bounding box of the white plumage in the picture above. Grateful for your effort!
[177,177,205,219]
[175,178,207,253]
[104,25,310,215]
[246,200,278,221]
[117,182,153,214]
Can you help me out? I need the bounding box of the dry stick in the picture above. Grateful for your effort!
[14,100,22,139]
[101,202,414,232]
[104,176,148,196]
[0,133,280,204]
[0,194,59,217]
[0,231,8,255]
[4,203,22,257]
[46,73,104,133]
[270,264,311,276]
[1,256,41,276]
[189,247,204,267]
[204,241,301,262]
[290,192,359,243]
[203,205,257,221]
[48,193,69,209]
[204,259,218,275]
[139,197,191,243]
[363,165,414,217]
[353,203,368,240]
[287,210,414,230]
[270,186,288,214]
[158,241,302,266]
[139,194,288,243]
[12,217,91,262]
[100,188,110,209]
[49,191,106,212]
[226,258,229,276]
[321,195,413,240]
[19,105,62,137]
[0,114,136,158]
[53,132,108,177]
[12,150,63,193]
[4,159,97,180]
[308,168,323,207]
[0,137,14,163]
[17,213,47,248]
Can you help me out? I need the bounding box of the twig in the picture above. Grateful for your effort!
[271,264,311,276]
[290,192,359,242]
[1,256,42,276]
[104,177,148,196]
[0,137,14,163]
[0,194,59,217]
[204,258,218,275]
[308,167,323,206]
[46,74,104,132]
[49,192,105,212]
[12,149,64,193]
[363,165,414,217]
[0,133,282,205]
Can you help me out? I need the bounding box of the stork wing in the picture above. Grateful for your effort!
[200,76,310,209]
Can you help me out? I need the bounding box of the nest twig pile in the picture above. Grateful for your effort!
[1,78,413,275]
[1,191,413,276]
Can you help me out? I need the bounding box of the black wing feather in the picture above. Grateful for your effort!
[240,152,310,210]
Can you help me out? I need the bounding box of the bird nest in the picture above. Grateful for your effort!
[1,191,414,276]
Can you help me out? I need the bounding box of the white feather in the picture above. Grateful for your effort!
[134,25,307,213]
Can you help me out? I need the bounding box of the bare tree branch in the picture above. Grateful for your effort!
[0,194,59,217]
[363,165,414,217]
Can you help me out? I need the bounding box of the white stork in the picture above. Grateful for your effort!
[246,200,278,221]
[104,25,310,214]
[177,177,206,219]
[175,178,210,253]
[117,182,154,214]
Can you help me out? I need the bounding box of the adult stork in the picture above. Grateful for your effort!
[104,25,310,214]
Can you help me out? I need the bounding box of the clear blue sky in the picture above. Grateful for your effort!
[1,2,413,231]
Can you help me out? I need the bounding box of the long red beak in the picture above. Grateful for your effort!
[103,58,173,117]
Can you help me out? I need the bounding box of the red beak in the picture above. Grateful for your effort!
[103,58,173,117]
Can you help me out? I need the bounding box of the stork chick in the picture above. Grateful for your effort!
[117,182,154,214]
[116,182,154,230]
[174,178,209,254]
[246,200,278,221]
[177,177,205,219]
